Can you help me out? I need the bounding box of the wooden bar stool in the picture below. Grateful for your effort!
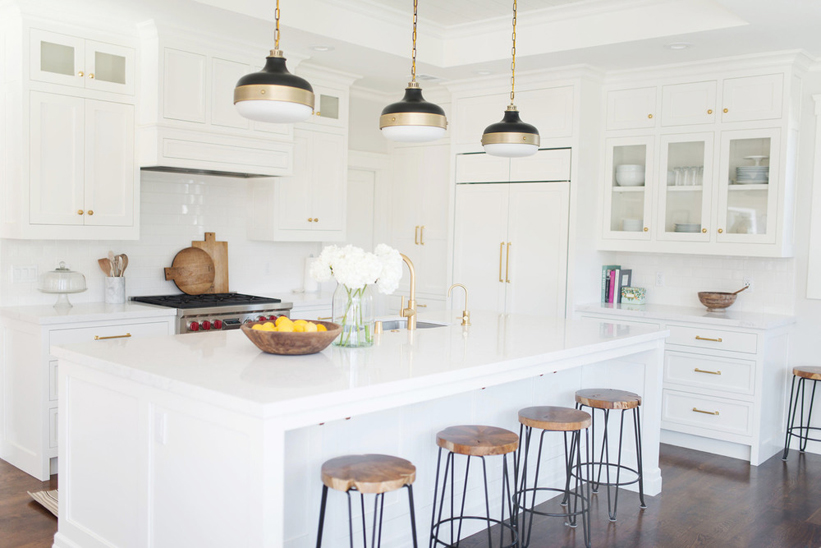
[316,454,418,548]
[516,406,592,548]
[782,366,821,460]
[575,389,646,522]
[429,425,519,548]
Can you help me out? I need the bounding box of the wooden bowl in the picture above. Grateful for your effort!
[240,320,341,355]
[697,292,737,312]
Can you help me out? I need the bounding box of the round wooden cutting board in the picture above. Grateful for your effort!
[164,247,215,295]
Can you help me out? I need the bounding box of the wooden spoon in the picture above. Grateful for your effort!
[731,285,750,295]
[98,258,113,277]
[117,254,129,276]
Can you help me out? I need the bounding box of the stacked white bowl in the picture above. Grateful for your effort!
[615,164,645,186]
[622,218,644,231]
[735,165,768,184]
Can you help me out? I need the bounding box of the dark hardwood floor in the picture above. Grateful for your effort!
[0,444,819,547]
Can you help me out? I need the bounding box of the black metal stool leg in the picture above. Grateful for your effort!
[316,485,329,548]
[407,485,419,548]
[347,492,355,548]
[634,407,647,509]
[583,428,592,548]
[360,492,368,548]
[783,375,799,460]
[801,380,818,452]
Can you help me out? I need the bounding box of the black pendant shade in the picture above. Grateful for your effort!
[481,108,540,143]
[235,55,313,94]
[381,87,446,118]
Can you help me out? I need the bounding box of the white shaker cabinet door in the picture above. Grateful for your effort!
[210,57,251,129]
[275,131,313,230]
[453,184,510,314]
[721,74,784,123]
[84,100,135,227]
[606,87,657,130]
[29,29,85,89]
[661,81,717,126]
[505,182,570,318]
[162,48,206,123]
[29,91,85,225]
[311,131,346,232]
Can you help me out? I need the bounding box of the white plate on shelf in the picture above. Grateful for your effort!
[674,223,701,233]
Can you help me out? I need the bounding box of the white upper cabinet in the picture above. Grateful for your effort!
[661,81,717,126]
[721,74,784,123]
[161,48,206,123]
[456,149,571,184]
[30,29,135,95]
[606,87,657,130]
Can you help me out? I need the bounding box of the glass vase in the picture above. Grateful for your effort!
[332,283,375,348]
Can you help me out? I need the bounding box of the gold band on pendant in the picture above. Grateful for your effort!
[379,112,448,130]
[481,132,540,146]
[234,85,315,108]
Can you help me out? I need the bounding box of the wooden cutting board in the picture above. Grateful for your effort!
[192,232,228,293]
[164,247,215,295]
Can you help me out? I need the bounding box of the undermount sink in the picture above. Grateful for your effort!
[379,319,447,330]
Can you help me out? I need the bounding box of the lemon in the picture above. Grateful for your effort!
[263,322,275,329]
[316,324,327,332]
[293,319,308,327]
[303,322,318,333]
[275,316,293,327]
[277,323,295,332]
[251,324,264,331]
[293,323,304,332]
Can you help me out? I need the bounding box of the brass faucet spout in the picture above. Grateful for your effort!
[448,283,471,326]
[400,253,417,331]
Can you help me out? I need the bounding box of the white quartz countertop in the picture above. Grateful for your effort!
[52,310,667,421]
[576,302,796,330]
[0,302,177,325]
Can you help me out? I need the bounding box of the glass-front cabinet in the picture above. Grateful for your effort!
[603,136,654,240]
[716,128,780,244]
[656,133,714,241]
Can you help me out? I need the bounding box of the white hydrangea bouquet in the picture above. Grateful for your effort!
[310,244,403,347]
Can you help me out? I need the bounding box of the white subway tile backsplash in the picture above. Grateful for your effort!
[0,172,321,307]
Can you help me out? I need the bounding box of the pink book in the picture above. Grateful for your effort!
[608,268,619,304]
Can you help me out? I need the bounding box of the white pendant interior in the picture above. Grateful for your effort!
[235,99,313,123]
[381,125,446,143]
[483,142,539,158]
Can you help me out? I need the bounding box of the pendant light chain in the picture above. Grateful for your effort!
[411,0,418,84]
[274,0,281,52]
[510,0,517,105]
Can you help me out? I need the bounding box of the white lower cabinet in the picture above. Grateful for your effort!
[579,307,793,464]
[453,181,570,318]
[0,308,175,480]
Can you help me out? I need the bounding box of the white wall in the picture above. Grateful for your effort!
[0,171,321,306]
[348,93,390,154]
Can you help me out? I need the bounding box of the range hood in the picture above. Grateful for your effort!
[140,166,275,179]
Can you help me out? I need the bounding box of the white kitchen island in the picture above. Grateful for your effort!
[51,311,667,548]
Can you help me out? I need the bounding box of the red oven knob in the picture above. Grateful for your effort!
[201,320,212,331]
[213,319,223,330]
[188,321,200,332]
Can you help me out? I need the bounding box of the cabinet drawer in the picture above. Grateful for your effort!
[49,320,171,352]
[664,351,754,395]
[666,324,757,354]
[662,389,752,436]
[49,407,58,448]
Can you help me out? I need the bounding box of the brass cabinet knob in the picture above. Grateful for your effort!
[643,227,649,232]
[88,73,95,79]
[723,108,729,113]
[648,114,653,119]
[701,228,707,233]
[707,109,713,114]
[87,210,94,215]
[314,217,318,222]
[78,71,84,77]
[307,218,314,222]
[718,228,724,233]
[77,210,84,215]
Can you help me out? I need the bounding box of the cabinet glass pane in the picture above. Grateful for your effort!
[664,141,705,233]
[41,41,75,76]
[611,144,646,232]
[318,94,339,120]
[726,137,770,235]
[94,51,127,85]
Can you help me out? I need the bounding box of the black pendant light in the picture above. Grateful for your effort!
[234,0,314,124]
[481,0,540,157]
[380,0,447,143]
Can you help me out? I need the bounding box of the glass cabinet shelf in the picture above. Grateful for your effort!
[666,185,704,192]
[728,184,769,191]
[612,186,646,193]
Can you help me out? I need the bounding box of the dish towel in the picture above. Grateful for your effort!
[28,489,58,517]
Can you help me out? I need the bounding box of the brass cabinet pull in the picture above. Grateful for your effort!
[420,226,425,245]
[314,217,318,222]
[88,73,95,79]
[695,336,723,342]
[77,210,84,215]
[648,114,653,119]
[718,228,724,234]
[505,242,511,283]
[78,71,84,77]
[694,368,722,375]
[701,228,707,233]
[87,210,94,216]
[414,226,419,245]
[707,109,713,114]
[317,316,332,320]
[95,333,132,340]
[417,304,427,308]
[692,407,719,416]
[307,218,312,222]
[643,227,649,232]
[723,108,729,113]
[499,243,504,283]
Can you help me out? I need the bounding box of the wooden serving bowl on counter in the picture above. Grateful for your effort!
[240,320,341,355]
[697,292,737,312]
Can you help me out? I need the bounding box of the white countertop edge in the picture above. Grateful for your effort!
[576,303,796,330]
[52,328,668,425]
[0,302,178,325]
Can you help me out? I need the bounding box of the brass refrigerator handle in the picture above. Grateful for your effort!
[499,243,504,282]
[420,226,425,245]
[505,242,511,283]
[414,226,419,245]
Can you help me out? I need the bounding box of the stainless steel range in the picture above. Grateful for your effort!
[132,293,293,333]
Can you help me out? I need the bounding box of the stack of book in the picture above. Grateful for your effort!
[601,265,632,304]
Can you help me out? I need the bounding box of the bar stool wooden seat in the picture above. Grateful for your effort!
[316,454,418,547]
[516,406,592,548]
[575,388,646,522]
[782,366,821,460]
[430,425,519,548]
